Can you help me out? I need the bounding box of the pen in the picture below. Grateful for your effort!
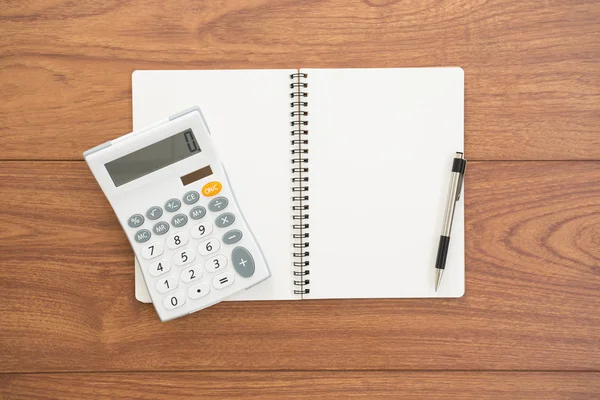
[435,152,467,292]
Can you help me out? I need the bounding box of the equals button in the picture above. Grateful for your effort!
[213,272,235,289]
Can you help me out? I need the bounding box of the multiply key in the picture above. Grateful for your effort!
[215,212,235,228]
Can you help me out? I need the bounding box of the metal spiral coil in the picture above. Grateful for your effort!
[290,72,310,296]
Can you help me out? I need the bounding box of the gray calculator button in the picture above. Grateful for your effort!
[232,246,255,278]
[146,206,163,220]
[172,214,188,228]
[135,229,151,243]
[183,191,200,205]
[215,212,235,228]
[222,229,243,245]
[190,206,206,220]
[128,214,145,228]
[208,196,229,212]
[153,221,170,235]
[165,198,181,212]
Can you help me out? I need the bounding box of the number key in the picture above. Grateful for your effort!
[149,259,171,277]
[156,276,178,294]
[166,232,188,250]
[173,249,196,266]
[163,293,186,310]
[205,255,228,273]
[141,242,163,260]
[181,266,202,283]
[198,238,220,256]
[191,222,213,239]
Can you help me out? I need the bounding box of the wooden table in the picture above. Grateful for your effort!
[1,1,599,398]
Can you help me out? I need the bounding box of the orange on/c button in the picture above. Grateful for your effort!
[202,181,222,197]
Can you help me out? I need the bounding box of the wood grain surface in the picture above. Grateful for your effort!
[2,0,599,398]
[2,372,600,400]
[0,161,598,373]
[1,0,599,161]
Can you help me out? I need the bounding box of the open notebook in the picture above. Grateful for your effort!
[132,68,465,303]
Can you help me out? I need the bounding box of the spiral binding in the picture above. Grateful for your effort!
[290,72,310,296]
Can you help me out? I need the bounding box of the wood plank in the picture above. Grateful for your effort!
[0,161,598,372]
[1,371,599,399]
[1,0,599,160]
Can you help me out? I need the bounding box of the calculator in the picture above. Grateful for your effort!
[84,107,271,321]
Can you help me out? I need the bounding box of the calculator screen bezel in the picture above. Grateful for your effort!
[104,128,202,187]
[86,111,219,197]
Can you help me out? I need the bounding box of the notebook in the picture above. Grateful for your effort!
[131,67,465,303]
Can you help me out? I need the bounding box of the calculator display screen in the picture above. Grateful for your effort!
[105,129,201,187]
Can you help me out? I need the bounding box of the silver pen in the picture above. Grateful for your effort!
[435,152,466,292]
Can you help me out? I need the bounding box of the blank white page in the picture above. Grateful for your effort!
[132,70,296,301]
[307,67,464,298]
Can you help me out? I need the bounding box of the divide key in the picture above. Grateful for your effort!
[208,196,229,212]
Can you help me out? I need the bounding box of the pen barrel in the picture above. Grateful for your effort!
[435,235,451,270]
[441,172,460,236]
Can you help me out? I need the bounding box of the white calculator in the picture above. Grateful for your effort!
[84,107,271,321]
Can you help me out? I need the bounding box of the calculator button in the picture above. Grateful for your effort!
[213,272,235,289]
[156,276,178,294]
[146,206,163,220]
[223,229,243,245]
[232,246,255,278]
[198,238,220,256]
[128,214,145,228]
[208,196,229,212]
[190,206,207,220]
[165,198,181,212]
[166,232,189,250]
[181,266,203,283]
[205,255,227,273]
[142,242,164,260]
[188,282,211,300]
[149,259,171,277]
[171,214,188,228]
[215,212,235,228]
[163,293,186,310]
[190,222,213,239]
[153,221,170,235]
[134,229,151,243]
[183,191,200,205]
[173,249,195,266]
[202,181,222,197]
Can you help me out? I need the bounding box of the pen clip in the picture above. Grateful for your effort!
[455,162,466,201]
